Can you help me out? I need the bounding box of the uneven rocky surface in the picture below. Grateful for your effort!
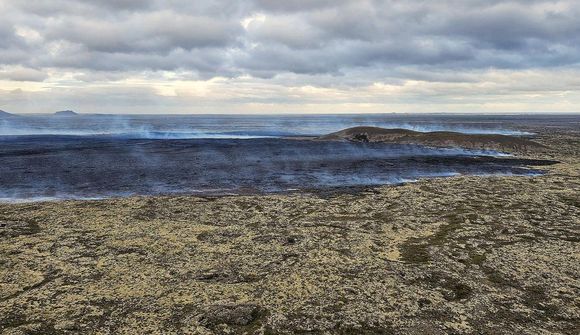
[318,126,546,152]
[0,125,579,334]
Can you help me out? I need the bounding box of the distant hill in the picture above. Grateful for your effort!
[0,110,16,118]
[54,110,79,117]
[317,126,546,153]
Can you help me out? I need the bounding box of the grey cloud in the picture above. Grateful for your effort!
[38,46,232,77]
[238,0,580,77]
[77,0,154,10]
[1,0,580,84]
[0,67,48,82]
[251,0,353,12]
[45,12,241,53]
[8,0,151,16]
[245,16,325,49]
[431,3,580,49]
[0,21,16,48]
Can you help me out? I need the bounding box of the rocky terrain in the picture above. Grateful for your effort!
[0,124,579,334]
[317,126,546,152]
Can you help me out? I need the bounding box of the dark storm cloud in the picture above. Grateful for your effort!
[1,0,580,80]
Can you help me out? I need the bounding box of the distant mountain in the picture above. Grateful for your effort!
[54,110,79,117]
[0,110,16,118]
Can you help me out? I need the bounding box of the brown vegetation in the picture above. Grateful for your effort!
[318,126,546,152]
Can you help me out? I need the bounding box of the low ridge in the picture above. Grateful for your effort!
[54,110,79,116]
[317,126,546,152]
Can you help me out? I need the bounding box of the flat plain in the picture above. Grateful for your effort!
[1,120,579,335]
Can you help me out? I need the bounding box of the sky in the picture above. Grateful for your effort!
[0,0,579,114]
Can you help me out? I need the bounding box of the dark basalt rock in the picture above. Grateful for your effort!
[352,133,370,143]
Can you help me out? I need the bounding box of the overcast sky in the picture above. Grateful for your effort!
[1,0,579,114]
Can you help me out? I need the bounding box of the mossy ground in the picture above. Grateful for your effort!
[1,126,579,335]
